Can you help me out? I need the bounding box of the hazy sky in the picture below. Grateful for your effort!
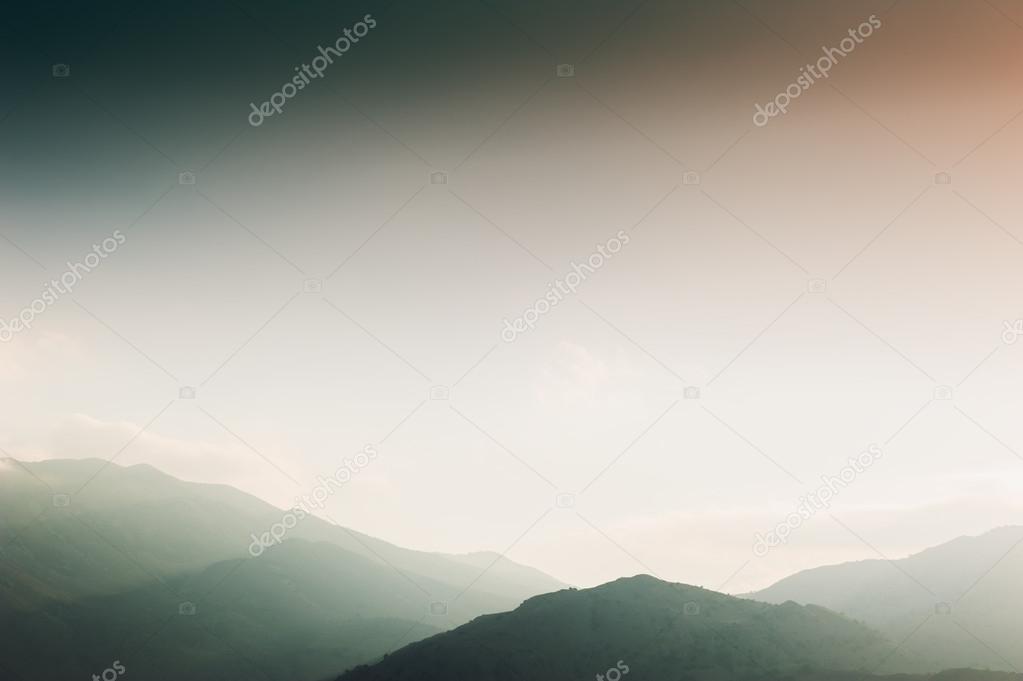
[3,0,1023,592]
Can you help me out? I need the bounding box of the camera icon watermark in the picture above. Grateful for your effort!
[934,172,952,186]
[428,601,447,616]
[555,492,575,509]
[934,385,953,401]
[682,171,700,186]
[683,386,701,400]
[934,601,952,616]
[52,494,71,508]
[302,278,323,294]
[178,601,197,616]
[556,63,575,78]
[179,386,197,400]
[429,171,448,185]
[807,278,827,294]
[429,385,451,401]
[178,171,196,186]
[52,63,70,78]
[683,601,700,616]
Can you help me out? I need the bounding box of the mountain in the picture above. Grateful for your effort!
[0,457,564,681]
[748,527,1023,673]
[336,574,904,681]
[1,539,447,681]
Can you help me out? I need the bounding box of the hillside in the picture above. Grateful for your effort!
[0,457,563,614]
[0,458,563,681]
[749,527,1023,672]
[337,574,902,681]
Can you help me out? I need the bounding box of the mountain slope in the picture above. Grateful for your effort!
[749,527,1023,673]
[0,539,446,681]
[0,457,564,616]
[0,457,564,681]
[337,575,902,681]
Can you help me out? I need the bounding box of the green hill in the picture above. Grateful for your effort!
[337,574,904,681]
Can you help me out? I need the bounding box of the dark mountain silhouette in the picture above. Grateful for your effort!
[5,459,1020,681]
[337,574,906,681]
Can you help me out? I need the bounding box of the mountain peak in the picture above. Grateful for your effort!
[338,572,896,681]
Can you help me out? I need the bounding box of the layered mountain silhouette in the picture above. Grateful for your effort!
[750,527,1023,673]
[4,458,1020,681]
[0,458,563,681]
[337,574,907,681]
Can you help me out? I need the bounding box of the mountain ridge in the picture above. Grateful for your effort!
[749,526,1023,673]
[0,457,565,681]
[336,573,906,681]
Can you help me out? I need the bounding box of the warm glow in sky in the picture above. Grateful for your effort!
[3,0,1023,591]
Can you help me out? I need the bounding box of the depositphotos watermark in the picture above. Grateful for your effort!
[753,14,881,127]
[595,660,630,681]
[753,444,883,557]
[501,230,631,343]
[248,14,377,126]
[1,230,126,343]
[91,660,126,681]
[248,444,378,557]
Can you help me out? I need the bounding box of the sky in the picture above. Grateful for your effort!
[2,0,1023,592]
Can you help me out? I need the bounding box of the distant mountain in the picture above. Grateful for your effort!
[0,458,564,681]
[748,527,1023,673]
[337,574,903,681]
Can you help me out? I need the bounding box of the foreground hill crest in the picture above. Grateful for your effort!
[338,573,900,681]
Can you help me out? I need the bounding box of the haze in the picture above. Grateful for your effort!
[2,0,1023,594]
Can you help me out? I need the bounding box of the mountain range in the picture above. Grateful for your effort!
[3,457,1020,681]
[0,457,564,681]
